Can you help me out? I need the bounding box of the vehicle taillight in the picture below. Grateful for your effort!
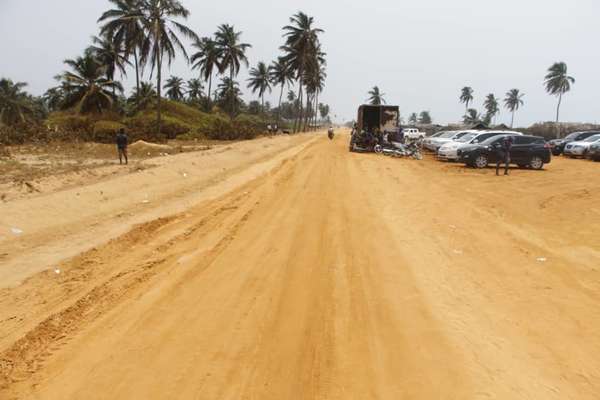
[544,143,551,149]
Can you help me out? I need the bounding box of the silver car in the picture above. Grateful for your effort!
[563,134,600,157]
[425,130,474,152]
[437,130,523,161]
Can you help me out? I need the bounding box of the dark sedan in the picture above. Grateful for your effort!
[549,131,600,156]
[458,135,551,170]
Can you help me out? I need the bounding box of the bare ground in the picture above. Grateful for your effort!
[1,131,599,399]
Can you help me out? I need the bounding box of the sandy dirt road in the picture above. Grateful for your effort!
[1,131,600,399]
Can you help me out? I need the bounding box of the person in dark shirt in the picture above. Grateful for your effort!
[116,128,128,165]
[495,136,513,176]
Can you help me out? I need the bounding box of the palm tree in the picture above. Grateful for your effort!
[138,0,198,133]
[58,51,123,113]
[544,61,575,135]
[215,24,251,115]
[0,79,35,126]
[287,90,296,102]
[368,86,385,105]
[504,89,524,128]
[164,76,185,101]
[217,77,242,114]
[190,36,219,106]
[43,86,65,112]
[459,87,474,110]
[269,58,294,124]
[128,81,156,113]
[408,112,418,124]
[304,56,326,131]
[98,0,146,94]
[463,108,481,125]
[483,93,499,124]
[186,78,203,101]
[247,61,272,113]
[281,12,324,132]
[88,33,131,93]
[418,111,432,124]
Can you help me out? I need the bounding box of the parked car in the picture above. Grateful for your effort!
[549,131,600,155]
[587,142,600,161]
[563,134,600,157]
[437,130,523,161]
[458,134,551,170]
[403,128,426,140]
[424,130,474,152]
[423,131,449,150]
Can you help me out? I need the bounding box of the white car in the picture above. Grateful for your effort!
[563,134,600,157]
[426,130,477,152]
[437,130,523,161]
[404,128,425,140]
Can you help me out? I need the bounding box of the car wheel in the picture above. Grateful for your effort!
[530,156,544,170]
[552,148,562,156]
[474,154,488,169]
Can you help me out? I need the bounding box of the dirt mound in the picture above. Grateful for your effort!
[129,140,174,156]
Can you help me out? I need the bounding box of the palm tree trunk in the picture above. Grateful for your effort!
[277,83,284,125]
[304,94,311,132]
[511,110,515,128]
[315,92,319,131]
[261,93,264,114]
[230,68,235,117]
[555,92,562,138]
[294,78,303,133]
[207,73,212,110]
[134,48,140,95]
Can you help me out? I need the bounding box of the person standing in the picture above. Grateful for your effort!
[495,135,513,176]
[116,128,129,165]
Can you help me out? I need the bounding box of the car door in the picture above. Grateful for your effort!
[511,136,534,163]
[485,137,505,163]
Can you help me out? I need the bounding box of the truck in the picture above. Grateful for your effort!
[355,104,400,134]
[350,105,400,152]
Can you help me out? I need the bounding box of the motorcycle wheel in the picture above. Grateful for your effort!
[374,145,383,154]
[413,151,423,160]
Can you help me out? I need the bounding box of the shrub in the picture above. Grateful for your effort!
[46,113,93,133]
[125,111,191,141]
[93,120,126,143]
[233,114,264,140]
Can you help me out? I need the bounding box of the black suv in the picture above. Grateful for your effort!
[458,135,551,170]
[549,131,600,156]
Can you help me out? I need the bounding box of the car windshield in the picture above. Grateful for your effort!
[480,135,509,145]
[457,133,477,143]
[438,132,457,138]
[583,135,600,142]
[564,132,586,140]
[431,131,445,138]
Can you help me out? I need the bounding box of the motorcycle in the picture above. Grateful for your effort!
[374,135,423,160]
[349,130,378,152]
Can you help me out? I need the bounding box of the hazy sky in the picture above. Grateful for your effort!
[1,0,598,126]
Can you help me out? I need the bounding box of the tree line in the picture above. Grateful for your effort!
[361,61,575,132]
[460,61,575,129]
[0,0,330,134]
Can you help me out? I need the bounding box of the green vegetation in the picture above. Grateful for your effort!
[504,89,525,128]
[1,1,331,144]
[544,62,575,135]
[459,87,474,111]
[367,86,385,105]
